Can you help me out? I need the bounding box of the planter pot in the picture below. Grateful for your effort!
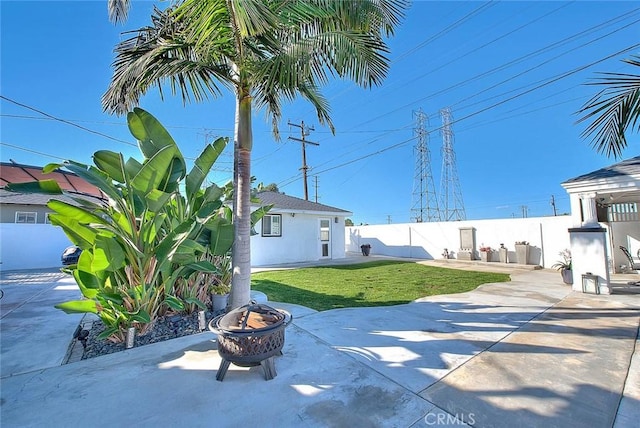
[480,251,490,262]
[212,293,229,312]
[499,248,508,263]
[561,269,573,285]
[515,244,530,265]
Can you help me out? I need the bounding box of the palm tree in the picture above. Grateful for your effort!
[102,0,408,309]
[576,56,640,159]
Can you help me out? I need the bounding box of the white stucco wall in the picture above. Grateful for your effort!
[346,215,574,269]
[251,212,347,266]
[0,223,72,271]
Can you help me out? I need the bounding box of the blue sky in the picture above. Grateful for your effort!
[1,1,638,224]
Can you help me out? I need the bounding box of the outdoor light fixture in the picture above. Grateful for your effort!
[581,272,600,294]
[290,213,295,217]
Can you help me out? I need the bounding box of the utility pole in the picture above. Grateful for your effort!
[387,215,392,224]
[550,195,557,216]
[288,120,318,200]
[521,205,529,218]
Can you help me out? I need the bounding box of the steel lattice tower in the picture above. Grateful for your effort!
[410,109,441,222]
[439,107,466,221]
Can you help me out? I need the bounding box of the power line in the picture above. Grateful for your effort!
[0,95,136,147]
[0,142,67,162]
[277,42,640,189]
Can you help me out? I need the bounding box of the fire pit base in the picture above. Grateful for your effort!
[216,355,277,381]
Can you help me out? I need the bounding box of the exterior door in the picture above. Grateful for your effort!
[319,218,331,259]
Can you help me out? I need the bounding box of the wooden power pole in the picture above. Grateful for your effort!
[288,120,318,200]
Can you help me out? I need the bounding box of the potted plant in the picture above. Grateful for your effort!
[515,241,530,265]
[207,254,232,312]
[360,244,371,256]
[498,243,508,263]
[479,246,493,262]
[552,249,573,285]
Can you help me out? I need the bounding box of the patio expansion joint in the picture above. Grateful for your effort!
[291,321,440,416]
[416,296,563,397]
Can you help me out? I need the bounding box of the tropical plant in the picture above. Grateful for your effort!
[576,55,640,159]
[552,249,572,271]
[479,246,493,252]
[101,0,408,310]
[6,108,233,342]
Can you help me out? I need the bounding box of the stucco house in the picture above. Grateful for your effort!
[0,162,106,271]
[561,155,640,294]
[0,163,353,270]
[251,191,352,266]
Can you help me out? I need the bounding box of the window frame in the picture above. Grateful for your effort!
[15,211,37,224]
[261,214,282,237]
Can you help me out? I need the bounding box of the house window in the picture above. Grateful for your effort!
[262,214,282,237]
[16,211,37,224]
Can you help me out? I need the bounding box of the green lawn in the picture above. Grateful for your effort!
[251,260,510,311]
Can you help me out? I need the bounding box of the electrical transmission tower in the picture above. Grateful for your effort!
[439,107,466,221]
[410,109,441,222]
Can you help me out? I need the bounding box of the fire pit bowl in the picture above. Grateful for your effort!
[208,303,292,381]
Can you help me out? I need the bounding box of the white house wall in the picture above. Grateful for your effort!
[251,212,347,266]
[346,216,574,269]
[0,223,72,271]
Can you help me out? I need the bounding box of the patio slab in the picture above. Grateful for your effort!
[1,264,638,427]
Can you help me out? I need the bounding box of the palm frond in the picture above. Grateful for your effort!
[577,56,640,158]
[102,7,232,115]
[108,0,130,24]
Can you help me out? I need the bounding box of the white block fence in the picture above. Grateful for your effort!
[346,215,574,269]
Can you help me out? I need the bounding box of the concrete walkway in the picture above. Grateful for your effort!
[1,260,638,427]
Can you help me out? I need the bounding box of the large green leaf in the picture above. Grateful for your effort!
[5,179,63,194]
[72,270,100,299]
[131,145,179,194]
[48,214,98,248]
[186,137,228,199]
[207,217,234,255]
[145,188,173,213]
[48,199,107,226]
[141,211,167,245]
[128,107,179,157]
[55,299,98,314]
[170,239,206,264]
[93,150,127,183]
[94,235,126,272]
[62,161,122,202]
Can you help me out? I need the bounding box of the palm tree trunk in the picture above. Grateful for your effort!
[230,86,253,309]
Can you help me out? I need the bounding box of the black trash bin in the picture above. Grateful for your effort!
[360,244,371,256]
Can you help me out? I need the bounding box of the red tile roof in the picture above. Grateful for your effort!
[0,162,105,199]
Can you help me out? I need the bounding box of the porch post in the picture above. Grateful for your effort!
[568,227,611,294]
[580,192,599,227]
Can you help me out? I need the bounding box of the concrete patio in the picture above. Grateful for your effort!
[1,257,638,427]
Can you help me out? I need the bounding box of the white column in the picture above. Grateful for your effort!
[580,193,599,227]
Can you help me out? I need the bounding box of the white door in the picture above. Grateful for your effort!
[319,218,331,259]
